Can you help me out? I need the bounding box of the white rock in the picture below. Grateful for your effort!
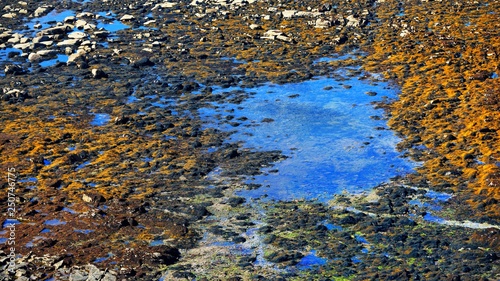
[315,18,331,28]
[282,10,297,19]
[28,52,42,62]
[144,20,157,26]
[77,12,94,18]
[34,6,50,17]
[67,49,86,64]
[249,24,261,30]
[36,49,57,56]
[19,9,28,14]
[2,13,17,19]
[64,16,76,23]
[13,43,31,50]
[34,23,42,29]
[120,14,135,21]
[68,32,87,39]
[18,1,28,6]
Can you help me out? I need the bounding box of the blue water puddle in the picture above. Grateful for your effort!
[324,222,343,231]
[127,95,140,103]
[150,240,164,246]
[312,53,358,64]
[19,177,38,183]
[491,72,498,79]
[75,160,91,171]
[425,190,452,202]
[97,12,131,32]
[355,235,369,244]
[351,256,362,264]
[361,248,369,254]
[94,253,112,263]
[90,113,110,126]
[68,146,76,151]
[200,74,418,201]
[221,57,247,64]
[3,219,21,228]
[75,229,94,234]
[44,219,67,226]
[62,207,78,214]
[22,10,76,36]
[297,250,327,270]
[43,159,52,166]
[0,48,22,61]
[409,199,442,211]
[164,135,177,141]
[0,238,7,244]
[423,213,447,224]
[40,228,51,233]
[39,54,68,68]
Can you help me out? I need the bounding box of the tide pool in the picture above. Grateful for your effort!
[200,69,418,201]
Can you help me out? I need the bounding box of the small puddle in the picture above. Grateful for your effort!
[90,113,110,126]
[297,250,327,270]
[44,219,66,226]
[39,54,68,68]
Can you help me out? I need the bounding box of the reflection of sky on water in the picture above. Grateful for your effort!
[200,71,419,202]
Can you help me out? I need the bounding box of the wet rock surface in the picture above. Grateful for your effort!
[0,0,498,280]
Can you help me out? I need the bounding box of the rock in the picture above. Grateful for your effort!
[262,29,283,40]
[249,24,261,30]
[365,91,377,96]
[4,64,25,75]
[57,39,81,47]
[34,23,42,29]
[34,6,50,17]
[282,10,297,19]
[64,16,76,23]
[67,49,87,65]
[38,25,71,36]
[32,35,51,43]
[93,31,109,38]
[2,13,17,19]
[36,49,57,56]
[74,19,88,29]
[120,14,135,21]
[68,32,87,39]
[131,57,154,68]
[346,15,361,27]
[152,2,178,10]
[315,18,331,29]
[76,12,94,18]
[276,35,293,43]
[91,69,108,79]
[28,53,42,62]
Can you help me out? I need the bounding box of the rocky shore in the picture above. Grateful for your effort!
[0,0,498,280]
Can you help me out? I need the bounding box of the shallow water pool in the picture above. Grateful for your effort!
[200,69,418,201]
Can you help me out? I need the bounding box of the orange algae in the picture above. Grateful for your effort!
[364,0,500,220]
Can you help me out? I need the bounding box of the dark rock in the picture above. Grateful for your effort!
[5,64,25,75]
[226,197,245,207]
[132,57,155,68]
[149,245,181,265]
[340,215,358,225]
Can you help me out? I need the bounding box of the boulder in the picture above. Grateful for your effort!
[57,39,81,47]
[120,14,135,21]
[68,32,87,39]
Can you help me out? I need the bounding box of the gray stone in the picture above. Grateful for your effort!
[57,39,81,47]
[64,16,76,23]
[91,69,107,79]
[69,271,87,281]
